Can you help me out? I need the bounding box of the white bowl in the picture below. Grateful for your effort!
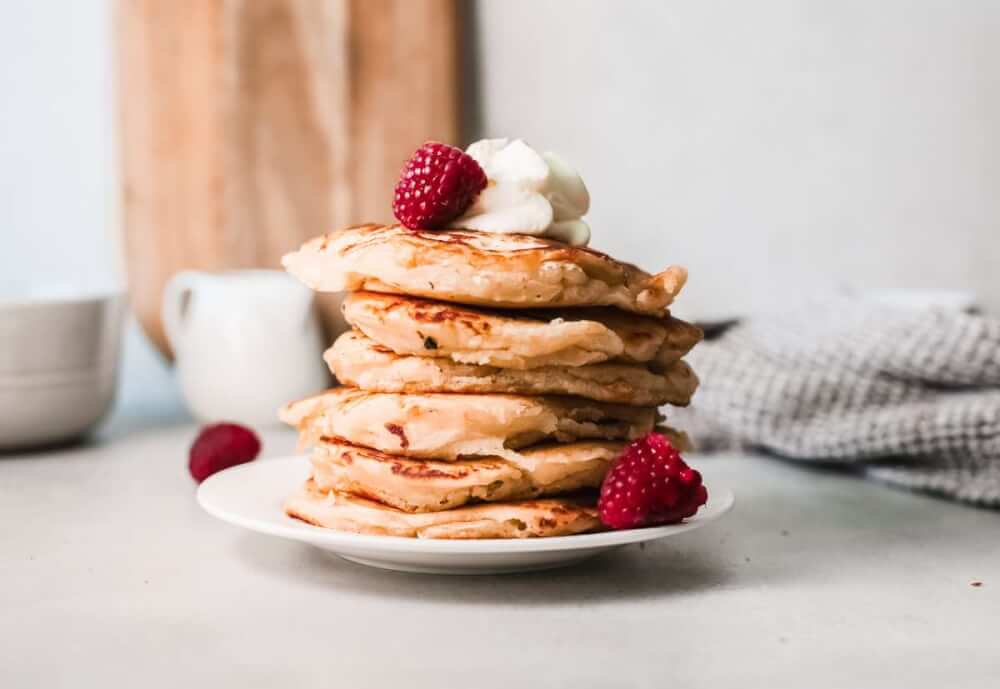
[0,288,125,450]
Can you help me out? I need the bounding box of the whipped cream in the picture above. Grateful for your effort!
[449,138,591,246]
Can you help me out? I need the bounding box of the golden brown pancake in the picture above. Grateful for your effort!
[585,307,705,369]
[284,479,602,538]
[282,224,687,316]
[280,387,658,461]
[309,432,690,513]
[328,330,699,406]
[341,291,702,369]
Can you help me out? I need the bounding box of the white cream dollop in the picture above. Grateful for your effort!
[449,138,591,246]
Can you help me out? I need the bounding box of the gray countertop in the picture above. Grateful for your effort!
[2,328,999,688]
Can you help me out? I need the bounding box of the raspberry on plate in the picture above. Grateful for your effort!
[189,423,261,483]
[598,432,708,529]
[393,141,487,230]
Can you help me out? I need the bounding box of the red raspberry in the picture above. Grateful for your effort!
[392,141,487,230]
[189,423,261,483]
[598,432,708,529]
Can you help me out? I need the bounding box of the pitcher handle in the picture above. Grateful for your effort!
[161,271,203,356]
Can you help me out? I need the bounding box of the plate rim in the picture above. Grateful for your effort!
[197,454,735,554]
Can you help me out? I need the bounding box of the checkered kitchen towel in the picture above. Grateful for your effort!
[673,297,1000,506]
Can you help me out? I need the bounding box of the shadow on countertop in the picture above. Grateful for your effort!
[233,531,737,605]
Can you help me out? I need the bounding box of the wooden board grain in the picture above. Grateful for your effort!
[117,0,459,357]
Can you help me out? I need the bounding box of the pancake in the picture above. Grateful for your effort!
[280,387,658,461]
[327,331,699,406]
[285,479,602,538]
[310,440,614,512]
[341,291,702,369]
[310,432,690,513]
[282,224,687,316]
[587,307,704,369]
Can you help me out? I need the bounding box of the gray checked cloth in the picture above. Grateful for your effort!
[672,297,1000,507]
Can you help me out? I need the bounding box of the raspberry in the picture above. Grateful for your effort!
[393,141,487,230]
[189,423,261,483]
[598,432,708,529]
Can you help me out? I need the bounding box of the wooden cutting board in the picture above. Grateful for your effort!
[117,0,459,357]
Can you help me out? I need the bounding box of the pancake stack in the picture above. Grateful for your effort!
[279,224,702,539]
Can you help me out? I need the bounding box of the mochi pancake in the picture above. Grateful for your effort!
[341,291,702,369]
[282,224,687,316]
[310,431,690,513]
[285,479,602,539]
[280,387,658,461]
[327,331,699,407]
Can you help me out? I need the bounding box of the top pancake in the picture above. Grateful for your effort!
[282,224,688,315]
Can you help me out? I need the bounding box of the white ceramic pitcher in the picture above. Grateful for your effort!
[162,270,329,427]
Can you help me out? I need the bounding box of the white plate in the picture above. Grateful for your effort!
[198,455,735,575]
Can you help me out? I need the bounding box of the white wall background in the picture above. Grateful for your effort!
[469,0,1000,318]
[2,0,999,319]
[0,0,119,293]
